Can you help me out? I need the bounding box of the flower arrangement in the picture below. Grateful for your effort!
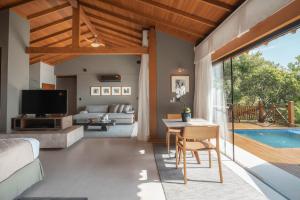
[170,82,192,122]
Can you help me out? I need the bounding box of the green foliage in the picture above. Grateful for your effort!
[183,107,191,113]
[224,52,300,108]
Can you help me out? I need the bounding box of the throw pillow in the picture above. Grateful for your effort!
[123,104,132,113]
[108,105,115,113]
[118,104,125,113]
[109,104,119,113]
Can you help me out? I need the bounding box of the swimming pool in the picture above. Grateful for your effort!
[234,129,300,148]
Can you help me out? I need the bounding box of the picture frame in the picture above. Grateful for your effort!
[111,87,121,96]
[101,87,111,96]
[171,75,190,93]
[122,87,131,96]
[90,86,101,96]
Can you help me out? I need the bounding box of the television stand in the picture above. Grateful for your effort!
[11,115,72,131]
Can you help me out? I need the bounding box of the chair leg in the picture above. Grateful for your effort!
[216,149,223,183]
[175,139,178,169]
[208,150,212,168]
[183,148,187,184]
[191,151,194,157]
[166,132,170,154]
[194,151,201,164]
[177,148,182,166]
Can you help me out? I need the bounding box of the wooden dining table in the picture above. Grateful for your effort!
[162,118,216,129]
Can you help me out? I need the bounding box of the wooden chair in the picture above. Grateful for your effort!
[175,125,223,184]
[166,114,182,154]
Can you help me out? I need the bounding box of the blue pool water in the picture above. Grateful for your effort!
[234,129,300,148]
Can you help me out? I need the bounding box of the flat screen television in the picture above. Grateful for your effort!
[22,90,67,116]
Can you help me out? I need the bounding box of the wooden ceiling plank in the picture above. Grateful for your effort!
[30,35,94,62]
[95,28,141,46]
[99,0,204,38]
[27,2,70,20]
[81,1,202,38]
[80,2,142,26]
[0,0,35,11]
[200,0,233,12]
[85,12,141,34]
[91,21,141,41]
[27,3,70,20]
[136,0,216,27]
[31,16,72,33]
[31,28,72,45]
[26,47,148,55]
[30,31,92,60]
[30,24,85,45]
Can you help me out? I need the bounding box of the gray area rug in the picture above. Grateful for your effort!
[16,198,87,200]
[84,122,137,138]
[154,145,267,200]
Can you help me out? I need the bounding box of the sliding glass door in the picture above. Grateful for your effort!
[214,24,300,199]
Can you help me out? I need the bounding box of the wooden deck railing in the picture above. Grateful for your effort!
[227,101,295,126]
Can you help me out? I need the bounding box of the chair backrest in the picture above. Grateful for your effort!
[167,114,181,119]
[183,125,219,141]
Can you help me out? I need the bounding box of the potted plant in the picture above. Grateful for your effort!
[182,106,192,122]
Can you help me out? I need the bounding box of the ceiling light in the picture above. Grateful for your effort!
[90,36,105,48]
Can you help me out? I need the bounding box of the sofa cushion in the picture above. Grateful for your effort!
[108,104,119,113]
[108,113,134,119]
[123,104,132,113]
[86,105,108,113]
[73,113,104,120]
[117,104,125,113]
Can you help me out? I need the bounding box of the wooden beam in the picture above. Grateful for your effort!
[26,47,148,55]
[31,16,72,33]
[79,7,106,46]
[148,27,157,139]
[200,0,234,12]
[212,0,300,61]
[67,0,78,8]
[0,0,35,11]
[92,21,141,41]
[136,0,216,27]
[27,3,70,20]
[85,12,141,34]
[72,5,80,47]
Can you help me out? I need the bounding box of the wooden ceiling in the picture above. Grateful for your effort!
[0,0,245,65]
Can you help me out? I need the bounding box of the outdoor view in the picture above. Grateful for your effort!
[221,26,300,182]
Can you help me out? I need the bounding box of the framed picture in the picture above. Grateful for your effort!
[90,86,101,96]
[101,86,111,96]
[111,87,121,96]
[171,75,190,93]
[122,87,131,96]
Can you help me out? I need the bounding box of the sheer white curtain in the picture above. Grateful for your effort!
[212,62,229,150]
[137,31,150,141]
[193,54,213,121]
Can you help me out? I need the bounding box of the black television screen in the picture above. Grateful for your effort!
[22,90,67,115]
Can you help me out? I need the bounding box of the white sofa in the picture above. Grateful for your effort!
[73,104,135,124]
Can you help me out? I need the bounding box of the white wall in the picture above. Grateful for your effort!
[29,62,56,89]
[0,10,30,132]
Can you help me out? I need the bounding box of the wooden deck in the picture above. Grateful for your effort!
[232,126,300,178]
